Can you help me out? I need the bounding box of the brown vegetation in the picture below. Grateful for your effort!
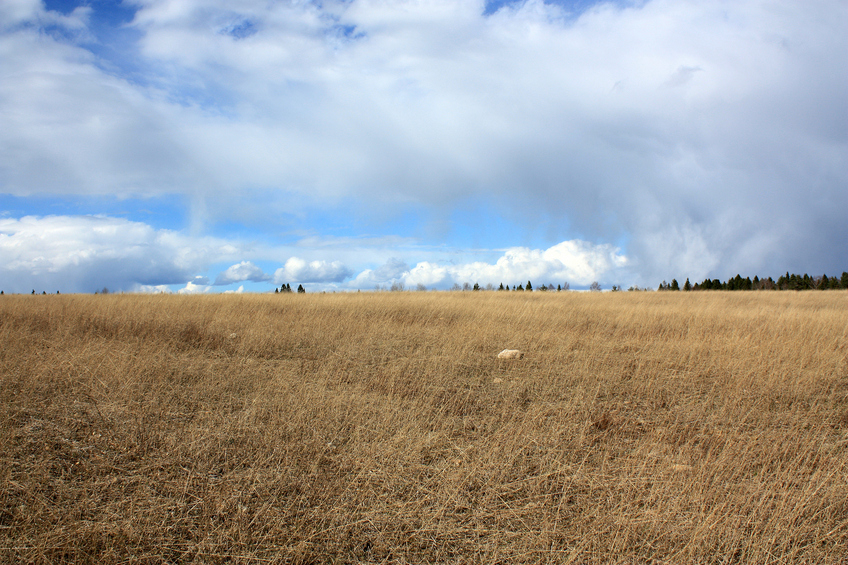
[1,291,847,564]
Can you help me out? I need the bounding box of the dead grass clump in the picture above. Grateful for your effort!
[1,291,846,563]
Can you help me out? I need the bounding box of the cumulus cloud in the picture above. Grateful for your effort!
[349,240,628,290]
[177,280,211,294]
[0,215,242,293]
[0,0,846,283]
[214,261,270,285]
[273,257,352,284]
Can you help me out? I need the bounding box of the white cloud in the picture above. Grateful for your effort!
[214,261,270,285]
[0,215,243,293]
[133,284,173,294]
[177,280,211,294]
[273,257,353,284]
[348,239,629,290]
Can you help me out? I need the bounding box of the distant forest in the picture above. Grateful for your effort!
[658,272,848,291]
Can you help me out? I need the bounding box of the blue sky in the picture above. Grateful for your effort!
[1,0,846,293]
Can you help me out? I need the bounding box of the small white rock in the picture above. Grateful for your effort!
[497,349,524,359]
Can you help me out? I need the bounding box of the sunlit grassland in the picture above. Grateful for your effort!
[1,291,847,563]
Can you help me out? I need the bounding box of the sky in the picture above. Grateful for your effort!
[1,0,846,293]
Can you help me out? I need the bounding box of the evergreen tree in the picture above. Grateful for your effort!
[498,283,504,291]
[841,272,848,289]
[473,283,480,291]
[557,284,562,291]
[297,284,305,293]
[820,274,829,289]
[517,284,524,291]
[683,278,691,291]
[526,281,533,291]
[670,279,679,291]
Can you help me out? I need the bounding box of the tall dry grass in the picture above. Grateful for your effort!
[1,291,846,564]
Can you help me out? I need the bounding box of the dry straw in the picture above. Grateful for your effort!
[1,291,846,563]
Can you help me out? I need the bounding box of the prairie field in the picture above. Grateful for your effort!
[1,291,847,564]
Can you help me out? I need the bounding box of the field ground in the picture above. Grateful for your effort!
[1,291,847,564]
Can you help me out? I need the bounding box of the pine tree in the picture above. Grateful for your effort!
[670,279,680,291]
[498,283,504,291]
[732,274,742,290]
[526,281,533,291]
[517,284,524,291]
[557,284,561,291]
[684,278,691,291]
[841,272,848,289]
[297,284,305,293]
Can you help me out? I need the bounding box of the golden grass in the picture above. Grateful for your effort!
[1,291,846,564]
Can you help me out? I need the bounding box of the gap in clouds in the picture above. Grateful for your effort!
[484,0,618,18]
[0,193,189,232]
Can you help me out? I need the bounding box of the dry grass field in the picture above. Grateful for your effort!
[1,291,847,564]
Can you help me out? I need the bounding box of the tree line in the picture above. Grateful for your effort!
[276,283,306,293]
[658,272,848,291]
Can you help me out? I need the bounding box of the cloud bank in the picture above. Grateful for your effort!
[0,215,629,292]
[351,241,628,289]
[0,215,240,293]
